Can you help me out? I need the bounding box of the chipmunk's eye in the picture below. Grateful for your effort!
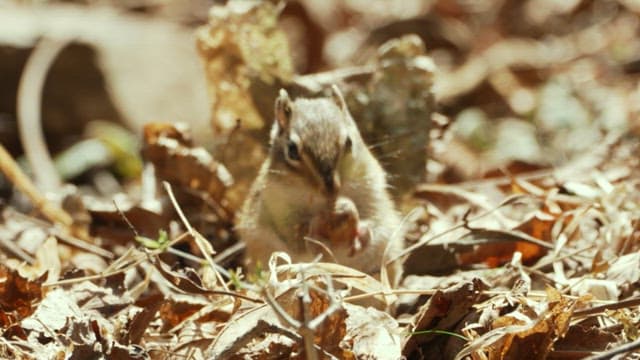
[286,140,301,162]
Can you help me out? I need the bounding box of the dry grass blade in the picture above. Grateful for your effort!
[163,181,229,292]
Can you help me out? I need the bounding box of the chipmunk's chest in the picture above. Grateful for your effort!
[259,178,327,243]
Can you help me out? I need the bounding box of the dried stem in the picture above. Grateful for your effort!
[16,36,69,192]
[0,144,72,227]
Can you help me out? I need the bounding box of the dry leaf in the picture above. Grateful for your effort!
[142,122,233,201]
[0,265,45,328]
[403,278,487,357]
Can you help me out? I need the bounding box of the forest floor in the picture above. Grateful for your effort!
[1,1,640,359]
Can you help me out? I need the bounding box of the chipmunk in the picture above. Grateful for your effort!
[236,86,403,283]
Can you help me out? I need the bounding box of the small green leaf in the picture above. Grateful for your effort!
[136,230,170,251]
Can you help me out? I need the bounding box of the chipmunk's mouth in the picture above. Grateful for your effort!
[319,167,341,196]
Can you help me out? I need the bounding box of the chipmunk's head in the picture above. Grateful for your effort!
[270,86,358,196]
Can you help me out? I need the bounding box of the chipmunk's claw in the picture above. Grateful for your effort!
[349,222,371,257]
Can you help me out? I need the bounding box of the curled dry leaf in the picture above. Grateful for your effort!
[70,281,132,316]
[207,289,348,358]
[276,284,348,358]
[342,303,402,360]
[396,268,514,315]
[142,122,233,201]
[207,276,401,359]
[456,286,581,360]
[456,228,548,268]
[554,323,618,354]
[120,297,163,345]
[455,205,559,268]
[19,288,111,358]
[606,252,640,296]
[0,265,45,328]
[274,262,398,310]
[10,272,156,359]
[402,278,487,358]
[157,298,199,334]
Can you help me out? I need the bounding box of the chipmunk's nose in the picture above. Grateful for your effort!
[320,167,341,195]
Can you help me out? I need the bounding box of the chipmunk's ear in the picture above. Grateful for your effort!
[275,89,292,130]
[330,84,347,113]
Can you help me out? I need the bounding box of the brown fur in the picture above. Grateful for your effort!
[236,89,404,285]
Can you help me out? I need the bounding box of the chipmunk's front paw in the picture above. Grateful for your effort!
[309,196,370,256]
[327,198,372,257]
[349,221,371,257]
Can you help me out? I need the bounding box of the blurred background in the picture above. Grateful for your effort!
[2,0,639,182]
[3,2,640,358]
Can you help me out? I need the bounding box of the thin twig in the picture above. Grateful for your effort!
[212,241,245,266]
[52,227,113,258]
[531,244,596,272]
[262,269,342,359]
[0,234,36,264]
[0,144,72,227]
[583,337,640,360]
[299,275,319,360]
[572,296,640,318]
[8,209,111,258]
[303,236,336,263]
[392,194,531,261]
[43,257,146,287]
